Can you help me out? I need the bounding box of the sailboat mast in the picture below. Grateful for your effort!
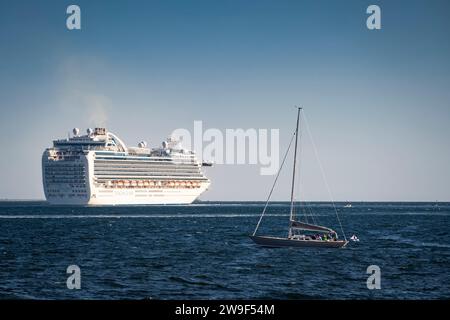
[289,107,301,222]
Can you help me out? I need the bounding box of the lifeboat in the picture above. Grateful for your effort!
[137,181,143,187]
[131,180,137,187]
[124,180,130,187]
[143,181,149,187]
[117,181,124,187]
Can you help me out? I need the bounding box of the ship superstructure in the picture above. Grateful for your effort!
[42,128,210,205]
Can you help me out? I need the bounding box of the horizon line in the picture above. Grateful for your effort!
[0,199,448,203]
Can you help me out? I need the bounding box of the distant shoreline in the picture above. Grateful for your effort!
[0,199,448,204]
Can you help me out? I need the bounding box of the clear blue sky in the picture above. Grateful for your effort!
[0,0,449,201]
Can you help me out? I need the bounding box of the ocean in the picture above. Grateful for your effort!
[0,201,449,299]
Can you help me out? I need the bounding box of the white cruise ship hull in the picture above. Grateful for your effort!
[45,185,209,205]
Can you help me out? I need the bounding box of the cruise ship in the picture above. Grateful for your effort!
[42,127,211,205]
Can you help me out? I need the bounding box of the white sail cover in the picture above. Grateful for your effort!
[289,220,335,233]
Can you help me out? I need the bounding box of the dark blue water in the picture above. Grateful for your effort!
[0,201,449,299]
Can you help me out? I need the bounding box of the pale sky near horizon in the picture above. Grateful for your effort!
[0,0,450,201]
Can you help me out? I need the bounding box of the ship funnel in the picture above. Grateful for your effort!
[73,128,80,136]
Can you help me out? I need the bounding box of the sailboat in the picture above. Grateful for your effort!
[249,107,348,248]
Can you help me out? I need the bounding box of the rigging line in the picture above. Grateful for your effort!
[294,111,317,227]
[295,109,305,223]
[302,111,347,241]
[306,200,320,226]
[288,107,301,238]
[301,200,309,223]
[302,200,313,224]
[306,201,317,225]
[310,204,319,225]
[252,131,296,236]
[289,107,302,222]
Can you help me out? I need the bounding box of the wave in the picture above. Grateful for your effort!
[1,211,448,219]
[380,235,450,249]
[168,276,230,291]
[0,213,291,219]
